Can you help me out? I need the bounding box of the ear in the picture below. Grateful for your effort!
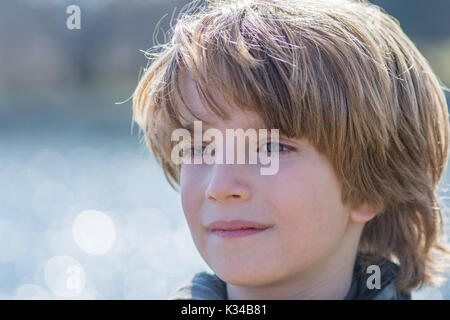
[350,202,381,223]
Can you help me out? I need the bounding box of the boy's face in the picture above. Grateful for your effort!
[178,75,369,289]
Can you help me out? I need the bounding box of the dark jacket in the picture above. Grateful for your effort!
[168,257,411,300]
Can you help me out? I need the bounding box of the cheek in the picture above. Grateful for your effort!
[180,165,205,224]
[264,159,349,251]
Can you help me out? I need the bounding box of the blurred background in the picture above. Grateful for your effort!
[0,0,449,299]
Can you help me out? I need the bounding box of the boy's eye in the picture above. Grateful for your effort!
[258,141,293,154]
[189,144,215,157]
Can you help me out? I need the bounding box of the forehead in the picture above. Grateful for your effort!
[176,72,267,130]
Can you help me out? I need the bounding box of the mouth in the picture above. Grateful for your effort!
[211,228,270,238]
[207,220,272,239]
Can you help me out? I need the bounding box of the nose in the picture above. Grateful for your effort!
[205,164,251,203]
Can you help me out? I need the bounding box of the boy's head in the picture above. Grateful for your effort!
[133,0,450,294]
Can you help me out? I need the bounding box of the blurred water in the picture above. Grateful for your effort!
[0,90,449,299]
[0,139,213,299]
[0,89,212,299]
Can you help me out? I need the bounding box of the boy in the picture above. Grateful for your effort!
[132,0,450,299]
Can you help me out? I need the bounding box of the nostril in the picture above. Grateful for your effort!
[206,189,250,203]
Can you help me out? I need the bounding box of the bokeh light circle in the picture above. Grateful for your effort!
[72,210,116,255]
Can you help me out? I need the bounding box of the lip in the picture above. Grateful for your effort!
[207,220,272,238]
[208,220,271,231]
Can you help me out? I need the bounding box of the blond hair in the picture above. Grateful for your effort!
[132,0,450,292]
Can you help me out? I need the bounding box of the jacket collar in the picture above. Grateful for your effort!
[343,255,411,299]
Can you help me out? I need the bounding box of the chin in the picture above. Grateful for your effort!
[213,265,274,287]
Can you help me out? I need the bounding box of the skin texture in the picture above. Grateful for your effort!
[178,74,379,299]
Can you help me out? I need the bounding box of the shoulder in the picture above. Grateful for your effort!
[167,271,228,300]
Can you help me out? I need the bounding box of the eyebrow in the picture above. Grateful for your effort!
[181,121,211,132]
[180,119,269,133]
[180,121,293,144]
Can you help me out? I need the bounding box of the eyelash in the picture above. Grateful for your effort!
[187,141,295,156]
[258,141,295,154]
[188,144,213,157]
